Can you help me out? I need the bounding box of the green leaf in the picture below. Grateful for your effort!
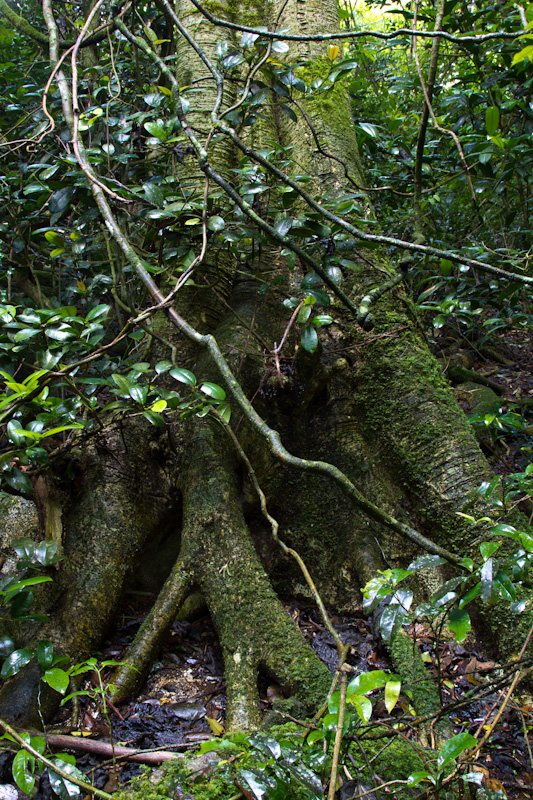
[37,640,54,670]
[301,271,321,289]
[237,767,275,799]
[301,326,318,353]
[44,230,64,246]
[112,373,133,394]
[492,570,516,602]
[49,186,74,215]
[312,315,333,326]
[480,541,499,560]
[217,403,231,423]
[150,399,167,413]
[45,326,74,342]
[306,288,330,306]
[248,732,282,760]
[298,305,312,324]
[283,762,323,799]
[85,304,110,322]
[485,106,500,136]
[155,360,174,374]
[274,217,294,236]
[47,760,87,800]
[12,749,35,795]
[13,327,40,343]
[440,258,453,277]
[437,732,477,770]
[4,468,33,496]
[200,382,226,401]
[384,679,401,713]
[1,648,34,679]
[379,602,407,643]
[129,385,148,405]
[348,670,388,696]
[6,576,53,594]
[409,555,446,570]
[448,608,471,642]
[30,736,45,755]
[144,121,168,140]
[0,636,15,657]
[169,368,196,385]
[407,771,433,786]
[41,667,70,694]
[34,540,60,566]
[207,215,225,231]
[7,420,29,445]
[142,410,165,426]
[513,44,533,65]
[351,694,372,723]
[280,103,298,122]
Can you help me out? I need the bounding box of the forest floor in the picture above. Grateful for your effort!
[4,328,533,800]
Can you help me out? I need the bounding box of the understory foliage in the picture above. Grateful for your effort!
[0,0,533,797]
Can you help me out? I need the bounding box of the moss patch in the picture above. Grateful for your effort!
[116,755,236,800]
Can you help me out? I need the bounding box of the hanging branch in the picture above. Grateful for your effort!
[186,0,526,45]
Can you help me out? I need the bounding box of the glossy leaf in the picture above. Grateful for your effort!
[300,326,318,353]
[207,215,225,231]
[351,694,372,723]
[48,186,74,215]
[384,679,401,713]
[437,732,477,770]
[348,670,388,696]
[42,667,70,694]
[1,648,34,679]
[0,637,15,657]
[142,410,165,426]
[12,750,35,795]
[481,558,493,604]
[37,640,54,669]
[409,554,446,570]
[47,760,87,800]
[379,602,407,643]
[283,762,323,799]
[169,368,196,385]
[200,382,226,401]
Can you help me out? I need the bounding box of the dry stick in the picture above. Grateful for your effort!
[45,734,182,764]
[327,669,348,800]
[0,717,113,800]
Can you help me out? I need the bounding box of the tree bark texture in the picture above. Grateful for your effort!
[0,0,529,733]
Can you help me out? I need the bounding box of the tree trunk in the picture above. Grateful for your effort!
[0,0,529,736]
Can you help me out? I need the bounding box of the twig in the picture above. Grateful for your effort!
[45,733,183,764]
[327,669,348,800]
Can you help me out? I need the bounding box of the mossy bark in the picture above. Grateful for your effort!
[1,0,531,736]
[0,423,176,725]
